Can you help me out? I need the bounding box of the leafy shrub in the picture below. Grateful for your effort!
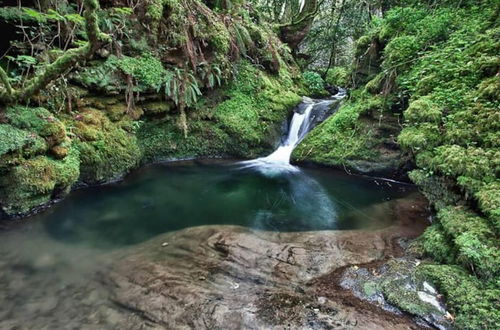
[114,53,166,89]
[302,71,325,96]
[325,67,349,86]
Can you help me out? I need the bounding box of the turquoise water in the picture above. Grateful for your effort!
[31,160,417,248]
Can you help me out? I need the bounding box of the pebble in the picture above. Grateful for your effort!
[161,242,169,247]
[33,254,57,270]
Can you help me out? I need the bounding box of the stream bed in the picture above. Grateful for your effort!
[0,160,431,329]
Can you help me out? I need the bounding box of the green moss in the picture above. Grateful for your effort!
[105,103,128,122]
[436,206,499,279]
[6,106,66,146]
[302,71,327,97]
[420,224,457,264]
[404,97,443,124]
[364,72,385,94]
[381,278,436,316]
[382,35,422,69]
[137,116,232,162]
[417,264,500,330]
[72,109,141,183]
[213,62,300,155]
[408,170,462,208]
[325,67,349,86]
[398,123,442,152]
[141,101,172,115]
[362,281,378,297]
[112,53,165,89]
[0,124,30,156]
[293,101,374,166]
[293,92,397,171]
[475,181,500,232]
[0,147,80,215]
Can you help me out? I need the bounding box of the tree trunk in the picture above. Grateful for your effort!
[279,0,319,54]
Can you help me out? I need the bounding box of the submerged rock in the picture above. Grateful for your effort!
[339,258,453,329]
[104,195,430,329]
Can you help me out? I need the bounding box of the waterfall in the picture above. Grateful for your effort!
[239,89,346,172]
[263,101,315,164]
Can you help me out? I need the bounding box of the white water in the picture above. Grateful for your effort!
[239,89,346,174]
[263,101,315,165]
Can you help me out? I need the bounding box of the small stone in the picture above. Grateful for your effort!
[317,296,327,304]
[161,242,169,247]
[198,276,206,281]
[313,308,320,313]
[33,254,57,270]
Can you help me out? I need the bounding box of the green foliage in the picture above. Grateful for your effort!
[299,6,499,322]
[420,224,456,264]
[417,264,500,330]
[302,71,326,96]
[435,206,499,279]
[162,68,202,107]
[0,124,30,157]
[0,147,80,215]
[114,53,166,89]
[382,35,422,69]
[293,92,382,168]
[71,109,142,183]
[213,62,301,153]
[403,96,442,124]
[6,106,66,146]
[137,117,232,162]
[325,67,349,86]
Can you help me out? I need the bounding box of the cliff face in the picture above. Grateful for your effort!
[0,0,303,217]
[294,2,499,327]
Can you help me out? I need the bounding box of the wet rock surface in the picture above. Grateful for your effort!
[0,194,437,329]
[338,259,453,330]
[104,196,430,329]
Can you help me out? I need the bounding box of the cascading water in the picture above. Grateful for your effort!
[235,88,347,227]
[240,88,346,172]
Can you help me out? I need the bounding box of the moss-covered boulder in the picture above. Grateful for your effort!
[292,92,408,178]
[0,148,80,215]
[70,109,142,184]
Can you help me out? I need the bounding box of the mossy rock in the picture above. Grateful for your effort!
[105,104,128,122]
[137,116,233,162]
[0,124,31,157]
[71,109,142,183]
[0,147,80,216]
[141,101,172,115]
[5,106,67,147]
[417,263,500,330]
[213,62,300,153]
[404,96,443,124]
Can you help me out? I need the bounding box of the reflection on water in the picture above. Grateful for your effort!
[0,160,424,329]
[25,160,417,248]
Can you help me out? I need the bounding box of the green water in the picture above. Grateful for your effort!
[33,160,417,248]
[0,159,425,329]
